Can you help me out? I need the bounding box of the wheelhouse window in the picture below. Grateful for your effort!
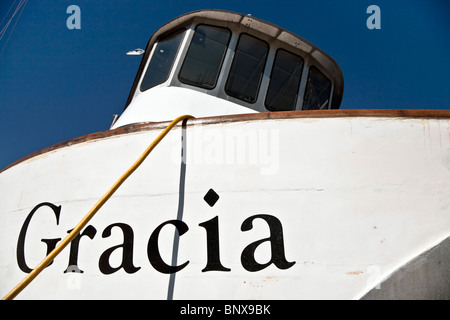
[140,30,185,91]
[225,34,269,103]
[265,49,304,111]
[302,66,332,110]
[179,25,231,89]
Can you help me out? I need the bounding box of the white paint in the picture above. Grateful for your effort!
[1,116,449,299]
[111,86,257,129]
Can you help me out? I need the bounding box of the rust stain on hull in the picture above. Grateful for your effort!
[347,271,364,276]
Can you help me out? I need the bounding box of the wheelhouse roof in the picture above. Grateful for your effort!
[125,9,344,109]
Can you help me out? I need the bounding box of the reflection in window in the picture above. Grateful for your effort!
[265,50,304,111]
[140,30,185,91]
[179,25,231,89]
[302,67,331,110]
[225,34,269,103]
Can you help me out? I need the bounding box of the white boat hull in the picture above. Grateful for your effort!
[1,111,449,299]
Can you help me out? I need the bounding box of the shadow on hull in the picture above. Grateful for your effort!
[362,236,450,300]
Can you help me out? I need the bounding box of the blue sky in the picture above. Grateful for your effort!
[0,0,449,170]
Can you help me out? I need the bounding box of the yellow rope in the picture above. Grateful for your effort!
[2,114,194,300]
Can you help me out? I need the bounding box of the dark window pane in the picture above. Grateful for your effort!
[140,30,185,91]
[225,34,269,103]
[179,25,231,89]
[302,66,331,110]
[265,50,304,111]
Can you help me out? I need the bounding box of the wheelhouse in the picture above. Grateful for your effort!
[115,10,343,127]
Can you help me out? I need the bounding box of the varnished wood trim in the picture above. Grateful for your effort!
[2,109,450,173]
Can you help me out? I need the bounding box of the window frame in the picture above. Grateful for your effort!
[265,49,304,112]
[302,66,332,110]
[139,29,186,92]
[178,24,232,90]
[224,33,270,104]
